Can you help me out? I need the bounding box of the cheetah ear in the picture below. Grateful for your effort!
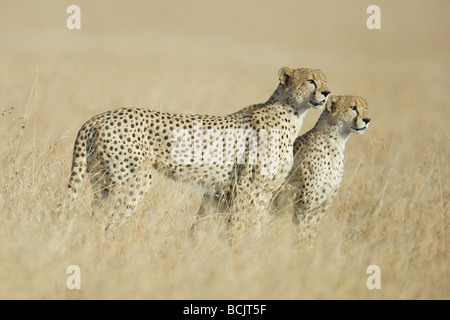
[278,67,293,86]
[326,95,338,112]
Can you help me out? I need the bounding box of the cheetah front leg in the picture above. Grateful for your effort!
[293,199,329,241]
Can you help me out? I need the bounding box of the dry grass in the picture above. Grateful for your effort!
[0,0,448,299]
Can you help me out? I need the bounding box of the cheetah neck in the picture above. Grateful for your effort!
[265,100,309,137]
[313,111,351,152]
[264,84,310,135]
[265,84,284,105]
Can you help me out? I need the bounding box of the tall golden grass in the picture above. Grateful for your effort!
[0,0,448,299]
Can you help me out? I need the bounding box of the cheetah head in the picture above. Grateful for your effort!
[325,95,371,135]
[278,67,330,110]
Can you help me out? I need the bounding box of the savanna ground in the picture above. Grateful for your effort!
[0,0,448,299]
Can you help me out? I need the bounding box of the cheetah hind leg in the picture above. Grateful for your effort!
[189,191,234,236]
[189,193,216,236]
[84,155,117,216]
[89,169,113,214]
[104,160,153,231]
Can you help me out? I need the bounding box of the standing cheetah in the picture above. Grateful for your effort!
[67,67,330,216]
[274,95,370,234]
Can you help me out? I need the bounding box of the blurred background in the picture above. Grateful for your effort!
[0,0,448,299]
[1,0,448,139]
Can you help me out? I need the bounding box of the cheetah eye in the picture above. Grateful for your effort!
[350,106,357,111]
[307,80,316,87]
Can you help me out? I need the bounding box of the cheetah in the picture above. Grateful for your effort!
[274,95,370,233]
[67,67,330,216]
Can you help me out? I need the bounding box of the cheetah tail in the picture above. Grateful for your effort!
[67,127,92,205]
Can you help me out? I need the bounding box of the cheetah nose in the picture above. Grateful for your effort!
[321,90,330,97]
[363,118,371,124]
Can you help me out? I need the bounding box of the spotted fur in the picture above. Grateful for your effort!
[274,95,371,234]
[67,67,330,216]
